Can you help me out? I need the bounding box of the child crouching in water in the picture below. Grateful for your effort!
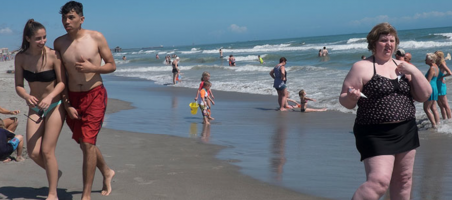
[198,81,214,124]
[195,72,215,120]
[287,89,327,112]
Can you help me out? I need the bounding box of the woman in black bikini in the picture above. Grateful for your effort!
[172,57,180,84]
[14,19,66,200]
[339,23,431,200]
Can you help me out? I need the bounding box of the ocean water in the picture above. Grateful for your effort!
[104,26,452,199]
[112,26,452,132]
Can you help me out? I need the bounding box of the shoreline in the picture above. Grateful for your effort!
[0,60,328,199]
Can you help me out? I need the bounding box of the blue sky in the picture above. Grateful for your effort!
[1,0,452,50]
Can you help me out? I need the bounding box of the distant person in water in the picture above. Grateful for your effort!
[318,49,322,57]
[219,49,223,58]
[172,57,180,84]
[286,89,327,112]
[361,55,366,60]
[395,48,405,61]
[258,55,264,64]
[156,54,159,59]
[322,46,329,56]
[404,52,412,63]
[122,56,126,60]
[229,55,236,66]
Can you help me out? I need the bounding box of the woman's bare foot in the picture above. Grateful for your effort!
[101,169,115,196]
[279,108,288,111]
[45,195,59,200]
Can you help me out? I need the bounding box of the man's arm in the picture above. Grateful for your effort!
[95,31,116,74]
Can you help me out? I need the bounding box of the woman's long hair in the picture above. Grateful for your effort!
[20,19,47,70]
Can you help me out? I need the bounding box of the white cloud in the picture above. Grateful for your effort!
[0,27,13,35]
[350,11,452,26]
[228,24,247,33]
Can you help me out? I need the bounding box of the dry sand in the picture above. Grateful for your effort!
[0,60,327,199]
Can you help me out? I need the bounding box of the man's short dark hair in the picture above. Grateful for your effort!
[60,1,84,16]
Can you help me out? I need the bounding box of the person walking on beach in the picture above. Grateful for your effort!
[172,56,180,84]
[423,53,441,128]
[54,1,116,199]
[435,51,452,119]
[339,22,431,200]
[15,19,66,200]
[287,89,327,112]
[270,57,288,111]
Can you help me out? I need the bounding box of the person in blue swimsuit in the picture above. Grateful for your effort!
[14,19,66,200]
[423,53,441,128]
[435,50,452,119]
[340,23,431,200]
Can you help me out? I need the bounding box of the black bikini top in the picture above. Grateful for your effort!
[23,69,56,82]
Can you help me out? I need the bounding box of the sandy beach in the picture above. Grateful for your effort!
[2,58,452,200]
[0,60,328,199]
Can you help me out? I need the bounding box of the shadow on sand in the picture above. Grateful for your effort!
[0,187,78,200]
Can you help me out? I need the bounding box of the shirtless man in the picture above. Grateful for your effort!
[404,52,412,63]
[322,46,329,56]
[54,1,115,199]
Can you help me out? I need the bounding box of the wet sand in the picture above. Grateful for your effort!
[0,60,326,199]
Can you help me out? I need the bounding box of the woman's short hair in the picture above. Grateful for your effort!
[366,22,399,53]
[279,57,287,63]
[426,53,437,63]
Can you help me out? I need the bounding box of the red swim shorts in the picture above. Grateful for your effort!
[66,84,107,145]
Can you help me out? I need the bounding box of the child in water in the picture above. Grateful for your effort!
[287,89,327,112]
[195,72,215,120]
[198,81,213,124]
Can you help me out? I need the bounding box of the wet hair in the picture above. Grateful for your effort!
[203,81,212,87]
[60,1,84,16]
[435,51,445,65]
[20,19,46,52]
[201,71,210,81]
[366,22,399,53]
[426,53,437,63]
[298,89,306,100]
[279,57,287,63]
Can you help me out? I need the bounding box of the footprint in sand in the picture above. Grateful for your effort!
[212,166,223,170]
[134,177,154,185]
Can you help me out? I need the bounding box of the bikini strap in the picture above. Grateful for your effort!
[372,56,376,76]
[392,59,398,66]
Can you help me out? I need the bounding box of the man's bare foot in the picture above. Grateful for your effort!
[2,157,11,163]
[279,108,288,111]
[15,156,25,162]
[101,169,115,196]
